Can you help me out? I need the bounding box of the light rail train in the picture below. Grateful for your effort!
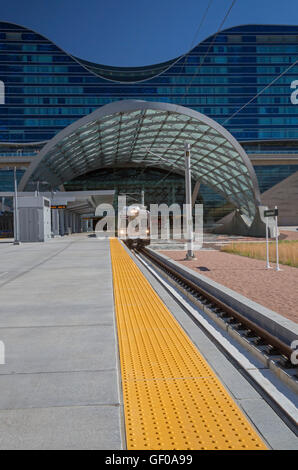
[118,205,150,248]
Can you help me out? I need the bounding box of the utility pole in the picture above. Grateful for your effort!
[275,206,281,271]
[184,143,196,260]
[143,144,198,258]
[13,166,20,245]
[265,216,271,269]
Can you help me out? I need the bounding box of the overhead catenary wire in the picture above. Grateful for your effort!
[177,0,238,105]
[152,36,298,188]
[149,0,238,186]
[142,1,296,197]
[175,0,214,79]
[222,59,298,125]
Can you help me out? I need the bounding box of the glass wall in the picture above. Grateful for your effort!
[254,164,298,192]
[0,22,298,204]
[0,22,297,144]
[0,169,25,190]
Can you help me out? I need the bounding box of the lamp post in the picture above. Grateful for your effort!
[13,166,20,245]
[184,143,196,260]
[275,206,281,272]
[265,216,271,269]
[144,144,196,259]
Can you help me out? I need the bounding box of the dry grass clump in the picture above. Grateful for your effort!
[221,240,298,268]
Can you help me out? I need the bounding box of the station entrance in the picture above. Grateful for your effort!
[18,100,269,237]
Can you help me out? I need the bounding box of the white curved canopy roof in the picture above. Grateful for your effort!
[20,100,261,217]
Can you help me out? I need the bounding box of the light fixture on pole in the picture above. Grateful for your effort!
[143,144,197,259]
[264,207,280,271]
[274,206,281,272]
[184,143,196,260]
[13,166,21,245]
[265,216,272,270]
[141,188,145,207]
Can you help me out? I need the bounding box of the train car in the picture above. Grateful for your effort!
[118,205,150,248]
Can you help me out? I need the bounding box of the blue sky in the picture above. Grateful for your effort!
[0,0,298,66]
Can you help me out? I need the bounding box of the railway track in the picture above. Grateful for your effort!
[128,244,298,432]
[137,247,294,364]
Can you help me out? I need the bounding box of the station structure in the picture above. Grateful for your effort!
[0,22,297,238]
[0,20,297,451]
[0,231,297,450]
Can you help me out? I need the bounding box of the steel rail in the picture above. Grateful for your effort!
[138,247,293,361]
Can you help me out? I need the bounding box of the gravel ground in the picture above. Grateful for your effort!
[161,249,298,324]
[280,230,298,241]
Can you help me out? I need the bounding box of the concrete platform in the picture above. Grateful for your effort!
[0,236,122,450]
[132,249,298,450]
[0,235,296,450]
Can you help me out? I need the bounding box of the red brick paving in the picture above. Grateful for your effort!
[161,249,298,323]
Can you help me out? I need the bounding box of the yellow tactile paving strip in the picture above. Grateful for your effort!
[110,238,267,450]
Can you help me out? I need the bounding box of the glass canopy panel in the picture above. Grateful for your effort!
[80,125,98,134]
[22,102,260,219]
[85,147,101,156]
[141,109,157,115]
[83,140,100,150]
[209,137,226,146]
[172,113,190,122]
[146,114,166,123]
[223,141,234,149]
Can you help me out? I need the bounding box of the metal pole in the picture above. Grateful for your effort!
[266,217,271,269]
[13,167,20,245]
[184,143,196,260]
[141,188,145,207]
[275,206,280,271]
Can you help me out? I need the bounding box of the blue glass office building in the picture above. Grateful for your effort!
[0,21,297,219]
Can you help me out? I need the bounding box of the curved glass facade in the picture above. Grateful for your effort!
[0,22,297,220]
[21,101,260,217]
[0,22,297,144]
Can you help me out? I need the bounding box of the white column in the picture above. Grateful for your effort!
[184,143,195,260]
[59,209,65,236]
[51,209,60,236]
